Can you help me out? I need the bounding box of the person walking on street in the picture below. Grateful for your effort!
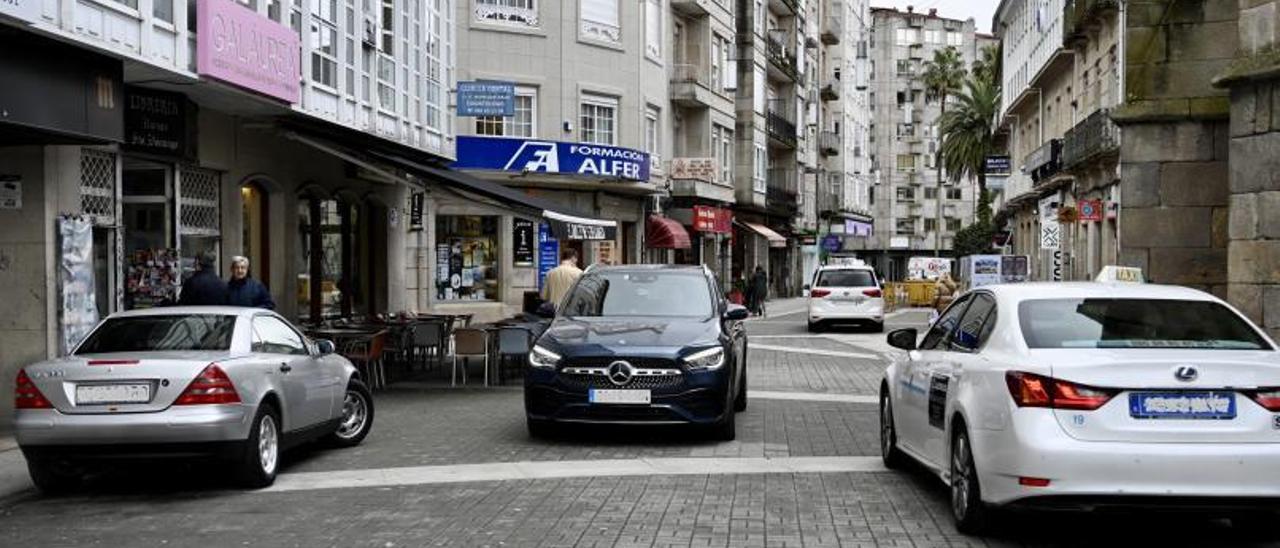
[226,256,276,309]
[541,248,583,309]
[750,265,769,317]
[178,252,229,306]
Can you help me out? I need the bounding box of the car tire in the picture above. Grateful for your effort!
[26,458,79,494]
[325,379,375,448]
[807,320,823,333]
[733,366,748,412]
[879,391,907,470]
[527,418,557,439]
[712,406,737,441]
[235,405,281,489]
[950,427,991,535]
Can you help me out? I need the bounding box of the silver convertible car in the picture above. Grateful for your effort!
[14,307,374,491]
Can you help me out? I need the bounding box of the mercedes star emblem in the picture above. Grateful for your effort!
[607,361,635,386]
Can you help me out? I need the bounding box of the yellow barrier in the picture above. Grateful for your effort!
[884,281,940,309]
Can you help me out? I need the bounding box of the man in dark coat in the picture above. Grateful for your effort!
[178,252,229,306]
[227,256,276,309]
[750,265,769,316]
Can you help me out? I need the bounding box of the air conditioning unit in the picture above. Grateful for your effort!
[362,18,377,47]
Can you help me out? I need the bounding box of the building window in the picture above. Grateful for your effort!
[645,0,661,59]
[924,29,941,44]
[947,31,963,46]
[475,0,538,27]
[946,217,962,231]
[924,218,937,231]
[436,216,500,302]
[711,124,734,184]
[924,187,937,200]
[896,59,913,77]
[645,105,660,161]
[310,0,339,89]
[896,154,917,171]
[581,0,621,44]
[896,218,915,235]
[154,0,173,23]
[896,28,919,45]
[946,187,962,200]
[754,0,764,36]
[753,144,766,193]
[896,186,915,202]
[476,87,537,137]
[580,94,618,145]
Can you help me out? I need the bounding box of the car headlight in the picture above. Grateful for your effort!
[683,347,725,370]
[528,345,562,369]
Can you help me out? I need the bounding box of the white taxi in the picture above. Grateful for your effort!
[878,269,1280,533]
[806,263,884,332]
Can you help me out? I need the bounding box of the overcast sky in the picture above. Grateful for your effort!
[874,0,1000,33]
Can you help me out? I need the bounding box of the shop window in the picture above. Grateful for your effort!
[435,216,500,302]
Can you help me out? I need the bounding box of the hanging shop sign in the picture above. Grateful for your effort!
[537,222,558,290]
[513,218,535,266]
[196,0,300,103]
[456,81,515,116]
[984,155,1011,176]
[692,205,732,234]
[844,219,873,237]
[124,86,197,159]
[820,234,842,252]
[58,216,98,354]
[1039,196,1060,251]
[0,176,21,209]
[455,136,651,182]
[408,192,425,231]
[1078,199,1103,222]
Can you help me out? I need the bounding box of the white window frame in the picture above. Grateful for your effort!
[947,31,963,46]
[753,144,766,193]
[309,0,339,90]
[644,105,661,160]
[579,93,619,145]
[644,0,661,61]
[475,87,538,138]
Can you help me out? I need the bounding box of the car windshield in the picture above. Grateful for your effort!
[75,315,237,353]
[815,269,876,287]
[559,271,713,318]
[1019,299,1271,350]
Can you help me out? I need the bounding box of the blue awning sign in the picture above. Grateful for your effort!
[455,136,651,182]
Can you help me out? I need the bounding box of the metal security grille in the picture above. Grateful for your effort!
[79,149,117,225]
[178,167,221,236]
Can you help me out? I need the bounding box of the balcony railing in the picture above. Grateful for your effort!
[820,79,840,101]
[1062,108,1120,170]
[671,0,711,16]
[767,99,797,149]
[819,131,840,156]
[818,173,844,216]
[766,168,799,215]
[766,30,800,82]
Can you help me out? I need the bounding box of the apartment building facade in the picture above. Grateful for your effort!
[863,7,989,280]
[0,0,456,424]
[994,0,1122,282]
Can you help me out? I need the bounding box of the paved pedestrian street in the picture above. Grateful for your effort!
[0,303,1276,547]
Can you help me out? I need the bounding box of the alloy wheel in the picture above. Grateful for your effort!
[258,414,279,476]
[951,434,971,521]
[336,391,368,440]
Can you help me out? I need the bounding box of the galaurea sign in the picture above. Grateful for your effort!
[196,0,300,104]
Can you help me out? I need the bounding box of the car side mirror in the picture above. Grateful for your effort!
[315,339,336,356]
[535,301,556,319]
[724,304,749,321]
[887,328,918,351]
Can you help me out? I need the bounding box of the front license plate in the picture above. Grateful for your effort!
[75,383,151,405]
[1129,391,1236,420]
[589,389,651,404]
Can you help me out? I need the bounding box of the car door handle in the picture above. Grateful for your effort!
[279,363,292,373]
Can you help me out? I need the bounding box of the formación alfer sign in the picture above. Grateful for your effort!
[454,136,651,182]
[196,0,300,103]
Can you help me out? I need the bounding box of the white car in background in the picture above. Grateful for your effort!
[878,275,1280,533]
[806,264,885,332]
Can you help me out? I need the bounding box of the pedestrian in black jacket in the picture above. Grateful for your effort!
[178,252,229,306]
[227,256,276,309]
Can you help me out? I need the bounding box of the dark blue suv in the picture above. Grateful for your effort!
[524,265,749,440]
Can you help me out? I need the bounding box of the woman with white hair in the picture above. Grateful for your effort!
[226,255,275,309]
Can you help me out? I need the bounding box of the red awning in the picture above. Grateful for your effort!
[646,216,692,249]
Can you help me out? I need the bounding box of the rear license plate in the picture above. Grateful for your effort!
[589,389,651,404]
[1129,391,1236,420]
[75,383,151,405]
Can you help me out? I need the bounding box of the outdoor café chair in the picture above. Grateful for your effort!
[451,327,490,387]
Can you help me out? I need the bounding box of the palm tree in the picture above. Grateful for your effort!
[920,47,965,256]
[970,44,1001,87]
[939,75,1001,209]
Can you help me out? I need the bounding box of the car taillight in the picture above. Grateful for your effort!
[1248,388,1280,411]
[1005,371,1116,411]
[174,364,241,405]
[810,289,831,298]
[863,288,882,298]
[15,369,53,409]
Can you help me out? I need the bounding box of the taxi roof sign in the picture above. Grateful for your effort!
[1096,266,1144,284]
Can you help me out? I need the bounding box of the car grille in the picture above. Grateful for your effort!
[558,358,685,390]
[559,372,684,390]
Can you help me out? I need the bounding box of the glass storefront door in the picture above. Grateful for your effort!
[122,160,179,309]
